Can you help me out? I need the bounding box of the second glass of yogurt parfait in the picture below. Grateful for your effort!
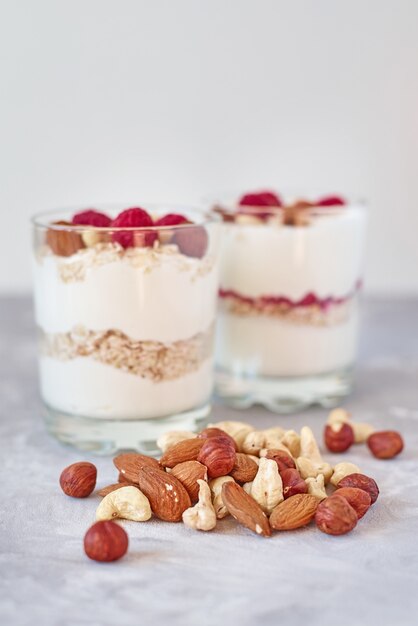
[213,191,367,412]
[32,205,221,453]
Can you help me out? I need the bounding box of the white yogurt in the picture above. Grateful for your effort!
[217,207,366,378]
[33,244,219,419]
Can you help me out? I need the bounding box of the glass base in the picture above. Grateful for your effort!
[43,403,211,455]
[215,368,353,413]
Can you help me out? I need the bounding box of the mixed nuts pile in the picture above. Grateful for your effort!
[59,409,404,562]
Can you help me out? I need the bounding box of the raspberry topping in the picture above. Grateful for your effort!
[72,210,112,227]
[317,195,345,207]
[155,213,189,227]
[239,191,282,207]
[111,207,156,248]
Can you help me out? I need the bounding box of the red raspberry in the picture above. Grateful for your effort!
[111,207,157,248]
[239,191,282,207]
[173,226,208,259]
[317,195,345,207]
[155,213,189,227]
[72,209,112,227]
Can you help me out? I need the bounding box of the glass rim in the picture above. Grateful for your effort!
[31,204,220,232]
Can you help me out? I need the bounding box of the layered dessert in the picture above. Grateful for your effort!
[33,206,220,421]
[214,191,366,388]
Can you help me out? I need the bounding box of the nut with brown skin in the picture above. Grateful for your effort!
[229,453,259,483]
[280,468,308,499]
[137,466,191,522]
[331,487,371,519]
[84,521,128,562]
[46,221,85,257]
[221,481,271,537]
[113,453,161,483]
[197,436,236,479]
[264,449,296,472]
[315,495,358,535]
[324,423,355,453]
[59,462,97,498]
[160,438,205,468]
[337,473,379,504]
[367,431,404,459]
[270,494,319,531]
[198,428,238,451]
[98,483,127,498]
[171,460,208,502]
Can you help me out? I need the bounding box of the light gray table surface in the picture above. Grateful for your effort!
[0,296,417,626]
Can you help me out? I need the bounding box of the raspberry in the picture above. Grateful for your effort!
[155,213,189,227]
[238,191,282,207]
[173,226,208,259]
[71,209,112,227]
[317,195,345,207]
[111,207,157,248]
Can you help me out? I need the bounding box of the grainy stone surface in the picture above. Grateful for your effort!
[0,296,417,626]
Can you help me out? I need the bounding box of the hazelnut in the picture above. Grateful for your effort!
[315,495,358,536]
[280,468,308,499]
[198,427,238,451]
[197,436,236,479]
[332,487,371,519]
[264,449,296,472]
[59,461,97,498]
[337,473,379,504]
[367,431,404,459]
[84,521,128,562]
[324,423,354,453]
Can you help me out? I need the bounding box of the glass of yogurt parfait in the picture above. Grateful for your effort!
[212,190,367,412]
[32,205,221,453]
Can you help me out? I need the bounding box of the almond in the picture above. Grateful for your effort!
[113,453,161,483]
[46,220,84,257]
[171,460,208,502]
[230,453,258,483]
[269,494,319,531]
[221,481,271,537]
[137,466,191,522]
[160,438,205,468]
[98,483,127,498]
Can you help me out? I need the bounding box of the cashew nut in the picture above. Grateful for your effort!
[281,430,301,458]
[96,485,151,522]
[263,427,286,449]
[209,476,235,519]
[242,431,266,455]
[249,457,283,514]
[182,480,217,531]
[298,426,333,483]
[330,462,361,487]
[305,475,327,501]
[156,430,196,453]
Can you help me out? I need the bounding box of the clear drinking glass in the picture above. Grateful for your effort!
[32,205,221,453]
[213,196,367,412]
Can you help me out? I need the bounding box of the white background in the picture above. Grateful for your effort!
[1,0,417,295]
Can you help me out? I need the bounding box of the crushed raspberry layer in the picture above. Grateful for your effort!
[219,282,361,326]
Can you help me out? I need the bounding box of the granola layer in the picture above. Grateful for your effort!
[39,324,214,382]
[37,241,215,284]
